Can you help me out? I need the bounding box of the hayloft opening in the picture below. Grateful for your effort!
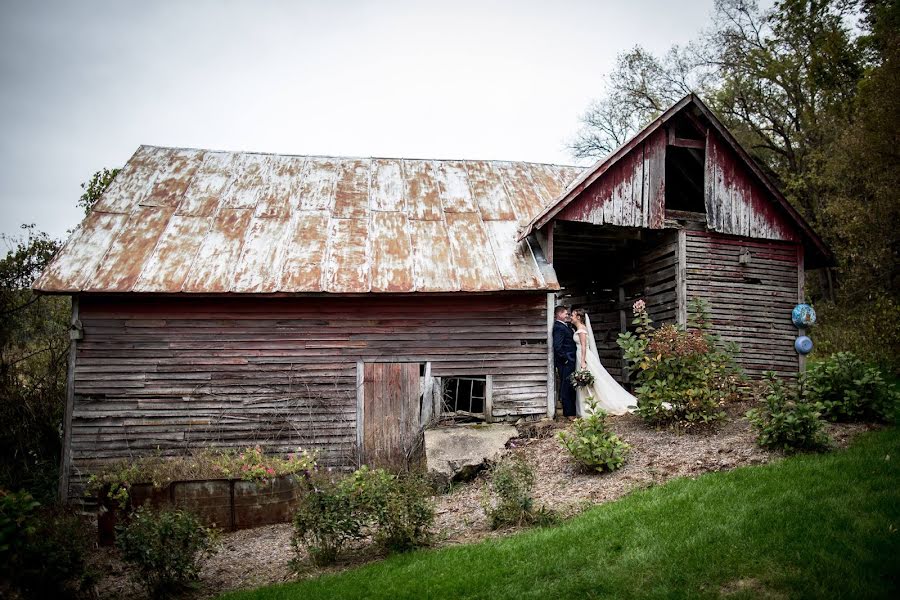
[665,145,706,214]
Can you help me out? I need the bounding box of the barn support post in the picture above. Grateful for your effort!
[484,375,493,423]
[355,360,364,467]
[58,296,79,502]
[676,229,688,325]
[546,293,556,418]
[797,246,806,373]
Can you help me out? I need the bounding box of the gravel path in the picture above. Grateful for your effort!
[91,402,875,599]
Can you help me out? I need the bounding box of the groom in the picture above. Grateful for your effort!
[552,305,577,418]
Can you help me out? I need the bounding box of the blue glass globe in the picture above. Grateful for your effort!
[794,336,813,355]
[791,304,816,328]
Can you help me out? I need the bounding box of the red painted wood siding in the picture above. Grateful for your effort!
[556,129,666,229]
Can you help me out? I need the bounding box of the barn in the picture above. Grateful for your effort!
[35,94,831,501]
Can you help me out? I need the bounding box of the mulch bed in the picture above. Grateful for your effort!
[90,400,876,599]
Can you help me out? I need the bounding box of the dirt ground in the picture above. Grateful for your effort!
[90,400,875,599]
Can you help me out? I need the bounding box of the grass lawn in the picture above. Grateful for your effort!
[221,428,900,599]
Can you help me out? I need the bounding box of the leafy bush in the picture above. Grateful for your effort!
[481,457,557,529]
[617,298,742,427]
[558,398,630,473]
[0,226,68,502]
[291,471,364,566]
[116,507,218,598]
[812,295,900,377]
[1,489,94,599]
[746,374,831,453]
[348,467,434,553]
[88,446,317,508]
[803,352,899,423]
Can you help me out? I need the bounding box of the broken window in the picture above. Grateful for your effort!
[441,376,486,418]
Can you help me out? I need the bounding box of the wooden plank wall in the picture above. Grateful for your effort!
[636,232,679,325]
[68,294,547,499]
[684,230,800,378]
[704,131,799,243]
[554,129,667,230]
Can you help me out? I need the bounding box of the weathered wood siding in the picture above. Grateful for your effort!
[637,232,679,325]
[684,230,800,378]
[68,294,547,499]
[704,131,800,242]
[555,129,666,229]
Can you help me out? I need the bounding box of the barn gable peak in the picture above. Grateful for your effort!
[518,94,832,268]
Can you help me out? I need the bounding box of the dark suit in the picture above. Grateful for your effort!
[553,320,577,416]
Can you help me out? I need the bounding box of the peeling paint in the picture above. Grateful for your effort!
[35,146,580,295]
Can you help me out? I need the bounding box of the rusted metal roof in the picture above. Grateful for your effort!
[35,147,582,294]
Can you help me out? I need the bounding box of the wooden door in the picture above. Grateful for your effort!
[361,362,422,470]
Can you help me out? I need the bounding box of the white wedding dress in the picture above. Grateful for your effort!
[573,315,636,417]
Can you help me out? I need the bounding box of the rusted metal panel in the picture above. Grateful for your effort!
[182,208,253,292]
[34,212,128,292]
[332,159,370,219]
[409,219,459,292]
[483,220,543,290]
[88,206,176,292]
[255,155,306,218]
[323,218,370,293]
[278,212,329,292]
[35,146,581,295]
[435,161,477,213]
[134,215,213,292]
[370,211,414,293]
[141,149,203,208]
[176,152,233,217]
[465,161,516,221]
[231,216,292,293]
[92,146,168,214]
[403,160,443,221]
[221,154,268,210]
[297,157,339,212]
[445,212,503,291]
[370,159,407,212]
[495,162,552,221]
[705,132,798,242]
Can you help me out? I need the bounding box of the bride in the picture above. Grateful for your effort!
[571,308,636,416]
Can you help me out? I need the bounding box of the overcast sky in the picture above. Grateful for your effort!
[1,0,726,241]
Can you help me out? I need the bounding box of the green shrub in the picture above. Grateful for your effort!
[291,471,364,566]
[746,373,831,453]
[348,467,434,553]
[116,507,218,598]
[481,457,557,530]
[803,352,899,423]
[558,398,631,473]
[812,294,900,376]
[617,298,742,427]
[0,489,95,599]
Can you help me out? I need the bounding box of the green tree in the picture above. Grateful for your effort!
[0,226,67,501]
[1,168,121,501]
[77,167,119,215]
[570,0,898,371]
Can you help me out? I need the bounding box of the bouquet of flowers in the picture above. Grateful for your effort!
[569,369,595,388]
